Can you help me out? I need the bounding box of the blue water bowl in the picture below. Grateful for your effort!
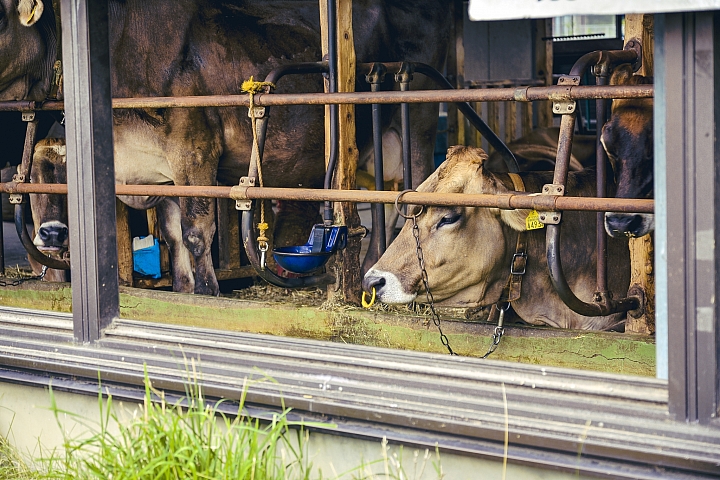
[272,224,348,274]
[273,245,333,274]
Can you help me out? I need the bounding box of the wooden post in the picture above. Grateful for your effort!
[320,0,362,304]
[115,199,133,286]
[624,14,655,334]
[522,102,533,137]
[534,18,553,128]
[504,100,517,143]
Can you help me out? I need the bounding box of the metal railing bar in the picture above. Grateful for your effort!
[1,182,653,213]
[0,85,653,112]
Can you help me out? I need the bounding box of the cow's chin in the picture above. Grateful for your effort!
[604,212,655,238]
[36,246,68,257]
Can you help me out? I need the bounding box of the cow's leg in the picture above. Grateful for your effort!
[180,195,218,295]
[164,109,221,295]
[155,198,195,294]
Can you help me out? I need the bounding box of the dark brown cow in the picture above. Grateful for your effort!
[4,0,451,294]
[362,146,630,330]
[601,65,654,237]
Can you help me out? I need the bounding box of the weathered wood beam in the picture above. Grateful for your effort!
[320,0,362,304]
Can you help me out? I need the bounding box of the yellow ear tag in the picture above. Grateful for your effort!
[525,210,545,230]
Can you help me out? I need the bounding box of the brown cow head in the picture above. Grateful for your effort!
[0,0,55,101]
[602,64,654,237]
[362,146,525,307]
[29,138,68,281]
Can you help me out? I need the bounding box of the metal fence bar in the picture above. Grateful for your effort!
[1,182,654,214]
[0,85,654,112]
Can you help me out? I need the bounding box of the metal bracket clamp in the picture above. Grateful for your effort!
[9,172,25,205]
[624,39,643,72]
[538,183,565,225]
[552,75,581,115]
[234,177,255,211]
[248,106,266,119]
[365,62,387,85]
[21,111,35,122]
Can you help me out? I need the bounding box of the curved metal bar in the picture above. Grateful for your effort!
[411,62,520,173]
[546,224,639,316]
[14,203,70,270]
[546,49,642,318]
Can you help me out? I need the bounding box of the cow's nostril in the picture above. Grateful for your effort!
[57,226,68,243]
[362,275,386,294]
[38,227,51,242]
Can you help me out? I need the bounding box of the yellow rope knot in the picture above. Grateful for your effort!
[241,77,276,95]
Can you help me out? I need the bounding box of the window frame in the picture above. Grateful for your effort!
[0,2,718,477]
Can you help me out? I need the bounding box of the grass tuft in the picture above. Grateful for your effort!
[37,367,316,480]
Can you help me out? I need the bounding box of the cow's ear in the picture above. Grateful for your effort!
[610,64,634,86]
[17,0,44,26]
[500,208,533,232]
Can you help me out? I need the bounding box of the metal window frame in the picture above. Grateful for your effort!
[656,11,720,422]
[0,2,719,477]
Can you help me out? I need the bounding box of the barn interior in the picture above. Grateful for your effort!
[0,6,656,375]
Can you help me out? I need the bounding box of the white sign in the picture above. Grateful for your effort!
[469,0,720,21]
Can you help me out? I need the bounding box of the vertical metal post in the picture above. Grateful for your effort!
[595,76,608,294]
[396,64,413,192]
[657,12,719,423]
[60,0,119,342]
[367,64,387,256]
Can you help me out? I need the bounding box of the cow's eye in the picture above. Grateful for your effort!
[437,212,461,228]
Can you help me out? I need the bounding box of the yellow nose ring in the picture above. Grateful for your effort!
[361,288,376,308]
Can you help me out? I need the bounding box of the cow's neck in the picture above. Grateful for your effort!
[27,5,58,101]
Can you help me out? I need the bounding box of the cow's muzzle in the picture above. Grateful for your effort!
[34,221,70,251]
[362,268,417,304]
[604,212,654,238]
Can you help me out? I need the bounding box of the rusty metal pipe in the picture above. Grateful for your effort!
[552,112,577,187]
[0,85,653,112]
[0,182,654,213]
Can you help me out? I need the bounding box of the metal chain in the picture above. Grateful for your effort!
[395,189,504,358]
[0,265,47,287]
[479,303,507,359]
[409,215,456,356]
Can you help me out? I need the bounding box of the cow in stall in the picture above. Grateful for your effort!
[358,126,598,274]
[362,145,631,330]
[3,0,450,294]
[601,64,654,238]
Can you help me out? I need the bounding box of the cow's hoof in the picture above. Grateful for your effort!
[194,279,219,296]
